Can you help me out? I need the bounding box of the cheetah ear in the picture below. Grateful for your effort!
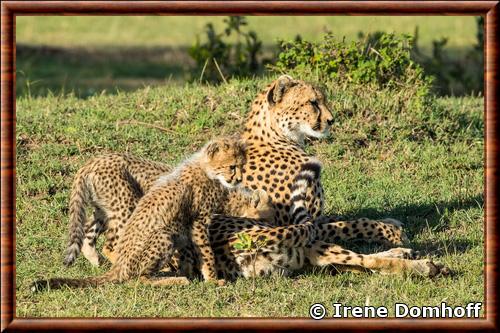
[235,137,247,156]
[251,190,261,208]
[251,189,269,208]
[267,75,295,106]
[205,141,220,159]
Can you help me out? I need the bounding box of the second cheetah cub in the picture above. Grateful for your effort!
[63,153,274,267]
[32,136,247,290]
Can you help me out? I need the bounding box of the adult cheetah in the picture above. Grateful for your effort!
[236,75,406,245]
[167,162,448,282]
[192,75,446,279]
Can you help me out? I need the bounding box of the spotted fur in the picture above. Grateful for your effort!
[36,75,448,292]
[32,136,256,290]
[236,75,408,248]
[166,163,447,281]
[167,75,446,280]
[63,153,274,267]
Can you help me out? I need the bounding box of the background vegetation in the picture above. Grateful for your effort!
[15,16,484,317]
[16,16,482,97]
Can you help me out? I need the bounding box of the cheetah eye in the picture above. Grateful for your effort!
[310,99,320,112]
[229,165,236,171]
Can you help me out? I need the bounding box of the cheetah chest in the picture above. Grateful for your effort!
[241,141,323,225]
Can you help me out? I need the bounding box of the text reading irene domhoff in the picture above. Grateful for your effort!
[309,302,482,320]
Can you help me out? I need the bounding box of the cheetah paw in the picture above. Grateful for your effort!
[205,278,227,286]
[434,261,451,276]
[210,279,226,286]
[412,259,450,277]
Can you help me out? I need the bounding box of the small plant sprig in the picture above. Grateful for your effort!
[233,232,268,294]
[189,16,263,83]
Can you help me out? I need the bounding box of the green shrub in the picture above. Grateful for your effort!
[271,32,432,91]
[270,31,436,120]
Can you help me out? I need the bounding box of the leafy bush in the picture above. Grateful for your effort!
[189,17,482,96]
[271,32,431,91]
[189,16,264,83]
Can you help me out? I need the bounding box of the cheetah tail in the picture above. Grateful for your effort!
[30,270,115,292]
[63,168,93,267]
[289,161,321,225]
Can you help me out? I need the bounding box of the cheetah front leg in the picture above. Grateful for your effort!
[192,216,224,285]
[304,241,448,277]
[315,217,409,247]
[326,248,420,274]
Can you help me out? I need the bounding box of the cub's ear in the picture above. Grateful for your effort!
[251,189,269,208]
[251,190,261,208]
[267,75,295,106]
[205,141,220,159]
[236,140,247,157]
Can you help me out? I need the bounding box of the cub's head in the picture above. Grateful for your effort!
[241,189,275,223]
[204,136,246,189]
[266,75,334,143]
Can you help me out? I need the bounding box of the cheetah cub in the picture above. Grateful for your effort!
[63,153,274,267]
[32,136,248,290]
[63,153,171,267]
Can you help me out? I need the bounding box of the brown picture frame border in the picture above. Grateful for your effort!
[1,1,498,332]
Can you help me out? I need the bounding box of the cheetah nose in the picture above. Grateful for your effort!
[327,119,334,126]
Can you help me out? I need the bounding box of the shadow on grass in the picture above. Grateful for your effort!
[335,194,484,255]
[342,194,483,228]
[16,43,196,98]
[412,238,480,257]
[16,43,483,98]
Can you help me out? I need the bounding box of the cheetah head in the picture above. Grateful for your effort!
[204,136,246,189]
[266,75,334,144]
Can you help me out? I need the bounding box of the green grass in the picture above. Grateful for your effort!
[15,76,484,317]
[15,16,480,97]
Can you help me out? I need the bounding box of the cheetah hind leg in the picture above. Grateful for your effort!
[371,247,420,260]
[315,217,409,247]
[305,241,449,277]
[81,209,108,266]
